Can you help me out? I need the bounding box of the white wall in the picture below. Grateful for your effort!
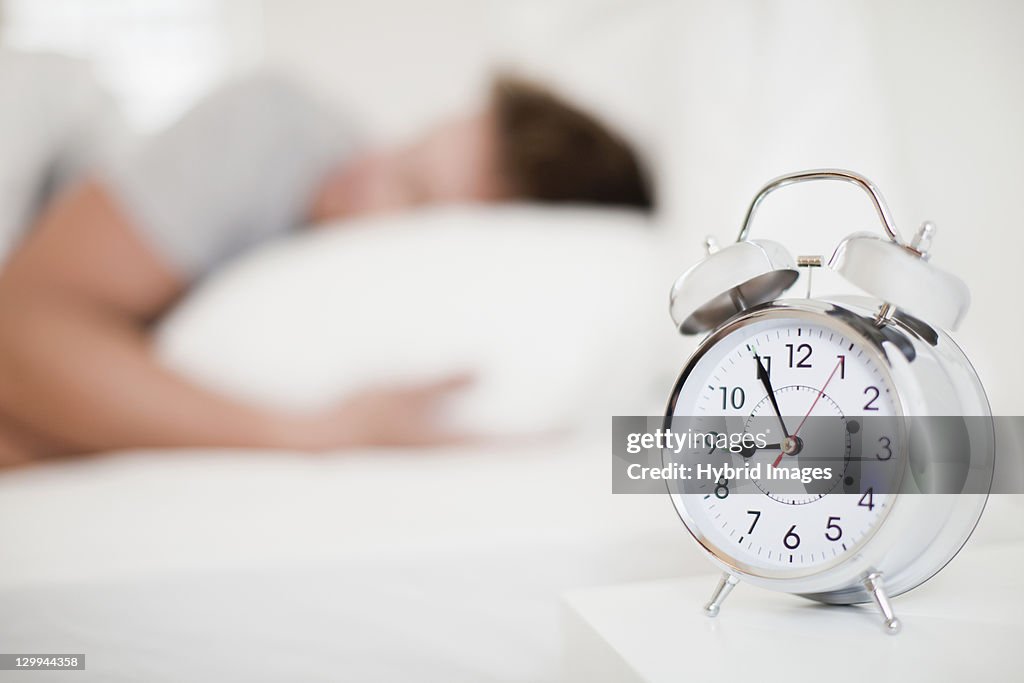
[256,0,673,154]
[0,0,264,131]
[258,0,494,144]
[869,0,1024,414]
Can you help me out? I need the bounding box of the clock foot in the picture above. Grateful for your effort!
[703,573,739,617]
[864,572,901,635]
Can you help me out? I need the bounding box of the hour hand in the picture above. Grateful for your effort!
[737,442,782,458]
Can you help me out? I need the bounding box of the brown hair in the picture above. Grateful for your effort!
[491,76,654,211]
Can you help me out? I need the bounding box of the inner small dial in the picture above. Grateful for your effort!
[669,315,901,572]
[746,386,850,504]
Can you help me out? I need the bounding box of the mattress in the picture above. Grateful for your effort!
[0,433,701,682]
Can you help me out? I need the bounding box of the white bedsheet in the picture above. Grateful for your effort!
[0,433,702,682]
[1,435,1020,682]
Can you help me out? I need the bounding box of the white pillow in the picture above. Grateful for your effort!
[156,205,678,434]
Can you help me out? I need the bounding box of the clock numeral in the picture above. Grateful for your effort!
[858,488,875,511]
[875,436,892,461]
[753,355,771,379]
[746,510,761,534]
[825,516,843,541]
[714,477,729,499]
[718,386,745,410]
[863,386,881,411]
[836,354,846,379]
[786,343,813,368]
[783,525,801,549]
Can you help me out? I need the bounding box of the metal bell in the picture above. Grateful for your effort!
[669,237,799,334]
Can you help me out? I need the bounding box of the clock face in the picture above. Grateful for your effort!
[668,313,902,575]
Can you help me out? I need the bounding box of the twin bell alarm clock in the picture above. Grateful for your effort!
[663,169,994,634]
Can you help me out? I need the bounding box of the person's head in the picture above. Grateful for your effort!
[315,76,653,220]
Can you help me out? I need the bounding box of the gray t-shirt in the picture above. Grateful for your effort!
[103,73,354,278]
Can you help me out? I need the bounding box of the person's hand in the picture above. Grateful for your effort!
[284,373,475,451]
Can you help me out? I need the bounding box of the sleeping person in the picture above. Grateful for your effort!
[0,73,653,466]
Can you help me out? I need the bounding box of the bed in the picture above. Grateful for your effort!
[0,205,704,682]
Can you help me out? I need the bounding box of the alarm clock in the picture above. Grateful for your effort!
[664,169,994,634]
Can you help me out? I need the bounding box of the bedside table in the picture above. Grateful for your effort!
[562,540,1023,683]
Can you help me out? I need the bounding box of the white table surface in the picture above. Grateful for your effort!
[561,539,1024,683]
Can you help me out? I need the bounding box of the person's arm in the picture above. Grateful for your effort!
[0,180,468,458]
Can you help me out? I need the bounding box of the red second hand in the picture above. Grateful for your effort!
[772,357,845,468]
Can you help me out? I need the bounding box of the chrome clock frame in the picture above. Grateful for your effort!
[665,297,994,631]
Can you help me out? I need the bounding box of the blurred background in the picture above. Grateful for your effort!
[2,0,1019,404]
[0,0,668,146]
[0,2,1021,681]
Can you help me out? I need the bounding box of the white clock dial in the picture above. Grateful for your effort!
[668,315,902,574]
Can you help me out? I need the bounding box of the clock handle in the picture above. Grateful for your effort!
[736,169,906,246]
